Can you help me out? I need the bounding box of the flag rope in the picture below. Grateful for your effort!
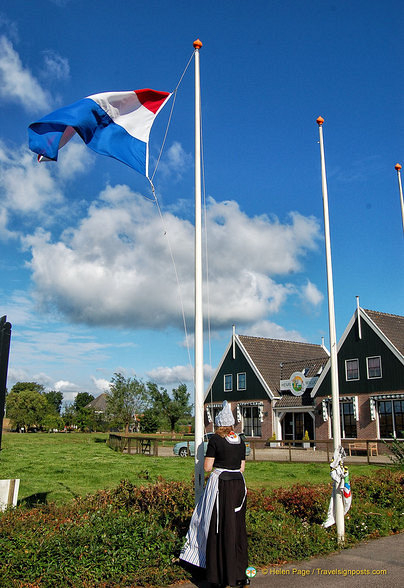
[150,50,195,182]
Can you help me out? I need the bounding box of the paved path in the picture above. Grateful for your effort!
[173,533,403,588]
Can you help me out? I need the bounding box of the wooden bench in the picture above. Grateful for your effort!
[348,442,378,456]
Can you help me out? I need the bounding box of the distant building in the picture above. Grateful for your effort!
[86,392,108,415]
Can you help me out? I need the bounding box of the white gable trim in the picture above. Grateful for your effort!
[204,334,277,402]
[236,336,279,400]
[311,307,404,398]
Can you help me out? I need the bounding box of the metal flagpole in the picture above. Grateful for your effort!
[316,116,345,544]
[193,39,204,504]
[395,163,404,233]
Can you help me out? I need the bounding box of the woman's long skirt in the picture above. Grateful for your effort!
[205,473,248,586]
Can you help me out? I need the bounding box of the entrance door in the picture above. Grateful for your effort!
[282,412,314,444]
[242,406,261,437]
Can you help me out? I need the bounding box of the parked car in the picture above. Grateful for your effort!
[173,432,251,457]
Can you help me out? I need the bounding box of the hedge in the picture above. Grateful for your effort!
[0,469,403,587]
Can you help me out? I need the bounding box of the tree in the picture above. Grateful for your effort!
[10,382,45,395]
[73,392,94,412]
[148,383,192,434]
[139,408,160,434]
[6,389,49,431]
[44,390,63,415]
[106,373,148,434]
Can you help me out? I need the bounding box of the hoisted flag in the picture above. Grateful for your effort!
[28,89,171,177]
[323,447,352,528]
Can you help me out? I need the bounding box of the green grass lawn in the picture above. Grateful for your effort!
[0,432,387,505]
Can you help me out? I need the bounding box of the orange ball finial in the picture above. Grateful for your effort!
[395,163,402,171]
[193,39,203,50]
[316,116,324,126]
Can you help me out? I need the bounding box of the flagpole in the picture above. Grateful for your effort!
[317,116,344,544]
[193,39,204,504]
[395,164,404,233]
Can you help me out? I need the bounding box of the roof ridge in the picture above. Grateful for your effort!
[363,308,404,320]
[238,334,324,347]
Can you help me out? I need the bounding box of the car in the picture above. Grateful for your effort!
[173,432,251,457]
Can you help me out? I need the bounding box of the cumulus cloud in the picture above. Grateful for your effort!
[0,140,93,236]
[0,141,63,216]
[54,380,79,393]
[23,186,322,332]
[244,320,305,342]
[301,279,323,307]
[0,35,51,112]
[91,376,111,392]
[146,363,214,386]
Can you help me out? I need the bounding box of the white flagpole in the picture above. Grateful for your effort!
[193,39,204,504]
[395,163,404,233]
[317,116,344,544]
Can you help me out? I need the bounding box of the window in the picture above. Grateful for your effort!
[237,372,246,391]
[329,401,357,438]
[367,356,382,379]
[242,406,261,437]
[224,374,233,392]
[345,359,359,381]
[340,402,356,438]
[378,400,404,438]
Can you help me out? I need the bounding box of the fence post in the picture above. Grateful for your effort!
[0,316,12,451]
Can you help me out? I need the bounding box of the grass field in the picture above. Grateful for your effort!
[0,432,388,505]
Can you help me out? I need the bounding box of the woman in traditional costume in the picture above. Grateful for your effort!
[180,401,249,587]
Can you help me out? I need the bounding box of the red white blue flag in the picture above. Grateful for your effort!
[28,89,171,177]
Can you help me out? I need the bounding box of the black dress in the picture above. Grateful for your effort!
[205,434,248,586]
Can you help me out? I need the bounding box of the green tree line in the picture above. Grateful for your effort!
[5,374,192,434]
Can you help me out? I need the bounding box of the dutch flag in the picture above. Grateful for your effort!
[28,89,171,177]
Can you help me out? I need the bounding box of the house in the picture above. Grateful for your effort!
[204,328,329,442]
[86,392,108,415]
[204,305,404,444]
[312,307,404,441]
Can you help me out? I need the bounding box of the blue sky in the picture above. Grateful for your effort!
[0,0,403,404]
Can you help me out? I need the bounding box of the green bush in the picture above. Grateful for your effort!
[0,469,403,587]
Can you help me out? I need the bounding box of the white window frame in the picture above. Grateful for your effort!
[224,374,233,392]
[345,358,360,381]
[367,356,382,380]
[237,372,246,391]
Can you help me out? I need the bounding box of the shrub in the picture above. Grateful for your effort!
[0,470,403,586]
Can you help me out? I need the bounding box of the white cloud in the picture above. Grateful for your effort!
[41,50,70,81]
[0,35,51,112]
[55,141,94,180]
[244,319,306,341]
[146,363,214,386]
[54,380,79,393]
[154,141,192,179]
[91,376,111,392]
[301,279,324,307]
[23,186,322,332]
[0,141,63,216]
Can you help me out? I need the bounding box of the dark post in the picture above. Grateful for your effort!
[0,316,12,451]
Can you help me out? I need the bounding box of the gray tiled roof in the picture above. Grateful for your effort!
[238,335,329,397]
[86,392,108,412]
[275,391,314,408]
[363,309,404,355]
